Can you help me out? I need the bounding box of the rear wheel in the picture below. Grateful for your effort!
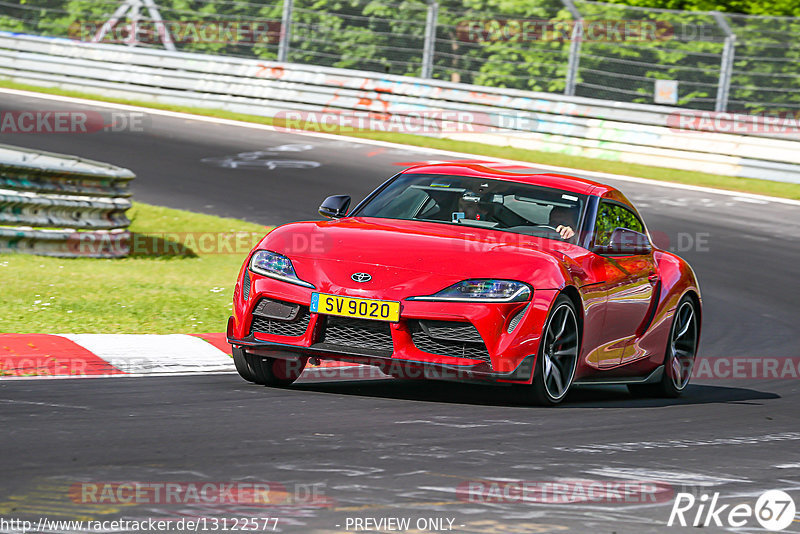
[521,295,580,406]
[249,354,307,387]
[628,296,698,398]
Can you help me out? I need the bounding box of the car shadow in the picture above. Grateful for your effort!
[289,378,779,408]
[566,383,780,408]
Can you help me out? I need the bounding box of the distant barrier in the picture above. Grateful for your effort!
[1,32,800,184]
[0,143,134,257]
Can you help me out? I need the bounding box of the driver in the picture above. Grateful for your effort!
[549,206,577,240]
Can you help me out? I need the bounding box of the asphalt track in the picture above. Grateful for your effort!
[1,90,800,533]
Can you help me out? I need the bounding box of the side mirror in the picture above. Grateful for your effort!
[596,227,652,255]
[319,195,351,219]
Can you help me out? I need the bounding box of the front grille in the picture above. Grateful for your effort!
[321,316,394,355]
[411,320,491,364]
[250,298,310,337]
[421,320,485,343]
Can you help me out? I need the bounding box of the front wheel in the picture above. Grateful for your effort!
[249,354,307,387]
[628,295,699,398]
[232,347,257,383]
[519,295,580,406]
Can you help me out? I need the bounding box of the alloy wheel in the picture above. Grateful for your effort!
[668,300,698,391]
[541,303,579,401]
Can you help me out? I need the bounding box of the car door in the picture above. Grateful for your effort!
[592,201,658,367]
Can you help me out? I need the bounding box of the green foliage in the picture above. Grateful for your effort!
[603,0,800,17]
[1,0,283,58]
[0,0,797,112]
[0,202,268,334]
[595,203,644,245]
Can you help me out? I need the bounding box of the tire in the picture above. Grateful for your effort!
[627,295,699,398]
[249,354,307,387]
[232,347,257,383]
[520,295,580,406]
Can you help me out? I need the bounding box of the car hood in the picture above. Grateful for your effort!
[261,217,575,297]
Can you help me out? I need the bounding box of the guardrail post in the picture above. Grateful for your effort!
[561,0,582,96]
[421,0,439,79]
[278,0,294,63]
[712,11,736,113]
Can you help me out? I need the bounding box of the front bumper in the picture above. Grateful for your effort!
[228,322,535,383]
[230,273,560,383]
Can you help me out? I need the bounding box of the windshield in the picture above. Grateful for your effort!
[354,173,587,243]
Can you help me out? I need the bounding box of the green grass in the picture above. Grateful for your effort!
[2,78,798,201]
[0,203,270,334]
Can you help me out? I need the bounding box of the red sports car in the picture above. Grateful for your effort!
[227,163,701,405]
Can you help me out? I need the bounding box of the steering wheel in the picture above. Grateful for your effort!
[536,225,564,238]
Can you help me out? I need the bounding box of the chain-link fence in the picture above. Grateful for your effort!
[1,0,798,113]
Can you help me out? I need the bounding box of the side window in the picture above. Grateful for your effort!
[373,187,429,218]
[595,202,644,246]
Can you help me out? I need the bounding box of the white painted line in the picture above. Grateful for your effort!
[583,467,748,486]
[733,196,770,204]
[61,333,235,374]
[0,398,89,409]
[555,432,800,454]
[2,87,798,207]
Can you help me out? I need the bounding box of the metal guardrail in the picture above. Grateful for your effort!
[0,143,134,257]
[1,32,800,184]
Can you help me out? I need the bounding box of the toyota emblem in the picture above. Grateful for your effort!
[351,272,372,283]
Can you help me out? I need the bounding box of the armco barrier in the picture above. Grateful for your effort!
[1,32,800,183]
[0,143,134,257]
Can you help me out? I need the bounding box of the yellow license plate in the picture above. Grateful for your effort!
[311,293,400,322]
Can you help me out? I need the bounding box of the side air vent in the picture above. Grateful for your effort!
[507,305,528,333]
[253,298,301,321]
[242,270,251,301]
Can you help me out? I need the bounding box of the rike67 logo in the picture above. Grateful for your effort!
[668,490,796,531]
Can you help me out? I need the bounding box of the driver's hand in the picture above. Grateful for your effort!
[556,225,575,240]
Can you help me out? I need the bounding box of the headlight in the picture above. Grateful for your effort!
[249,250,315,289]
[408,279,531,302]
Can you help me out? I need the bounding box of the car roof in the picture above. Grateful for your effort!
[400,163,615,196]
